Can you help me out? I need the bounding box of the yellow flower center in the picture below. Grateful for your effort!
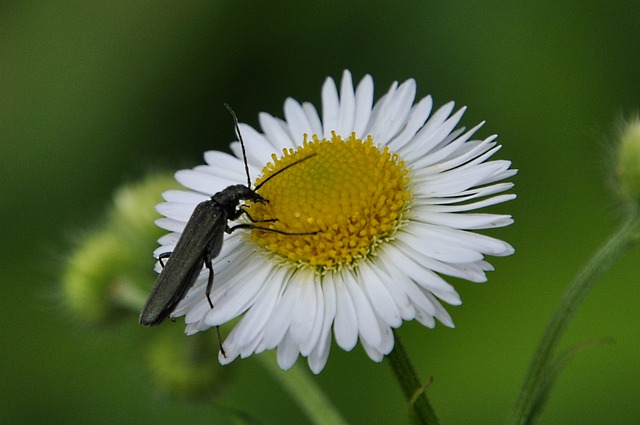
[247,132,411,271]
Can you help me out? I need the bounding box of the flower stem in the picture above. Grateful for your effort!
[387,330,440,425]
[256,353,350,425]
[509,208,640,425]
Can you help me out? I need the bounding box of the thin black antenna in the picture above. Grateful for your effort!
[224,103,252,188]
[254,154,316,191]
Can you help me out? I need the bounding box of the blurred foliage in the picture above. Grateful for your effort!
[2,1,640,424]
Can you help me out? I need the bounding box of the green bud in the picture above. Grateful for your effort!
[616,118,640,204]
[62,229,136,323]
[146,327,232,400]
[109,173,179,245]
[61,173,178,324]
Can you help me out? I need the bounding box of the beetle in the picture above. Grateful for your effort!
[139,105,315,327]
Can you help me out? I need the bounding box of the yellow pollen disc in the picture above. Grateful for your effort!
[247,132,411,270]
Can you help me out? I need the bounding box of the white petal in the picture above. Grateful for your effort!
[174,169,234,195]
[401,106,467,162]
[262,276,299,349]
[343,271,382,348]
[364,81,398,137]
[225,267,285,346]
[361,324,394,362]
[379,326,395,354]
[416,162,513,198]
[333,272,358,350]
[417,195,516,213]
[386,245,462,305]
[220,321,251,362]
[367,79,416,143]
[202,151,246,178]
[155,201,196,222]
[396,228,484,264]
[156,231,180,247]
[259,112,296,152]
[289,271,318,350]
[284,98,313,145]
[359,262,402,327]
[387,95,433,152]
[366,256,415,320]
[239,330,263,359]
[300,274,325,356]
[407,221,514,256]
[161,190,208,205]
[155,217,187,233]
[231,124,277,169]
[353,74,374,136]
[277,332,300,370]
[377,249,437,318]
[302,102,323,137]
[321,76,339,138]
[308,275,336,373]
[402,101,456,155]
[219,339,239,364]
[420,101,457,136]
[308,329,332,374]
[394,239,489,282]
[415,182,515,206]
[424,290,455,328]
[415,308,435,328]
[182,295,213,330]
[415,211,515,230]
[336,70,356,135]
[409,124,489,169]
[203,259,271,326]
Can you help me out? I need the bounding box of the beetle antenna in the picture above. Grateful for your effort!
[224,103,252,188]
[254,153,316,191]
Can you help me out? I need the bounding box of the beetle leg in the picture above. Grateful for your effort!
[238,206,278,224]
[158,252,171,268]
[204,254,215,309]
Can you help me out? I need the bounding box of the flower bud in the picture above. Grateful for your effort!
[61,173,177,324]
[62,229,132,323]
[110,173,178,246]
[616,118,640,204]
[146,328,233,400]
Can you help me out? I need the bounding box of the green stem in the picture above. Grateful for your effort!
[509,209,640,425]
[387,330,440,425]
[257,353,350,425]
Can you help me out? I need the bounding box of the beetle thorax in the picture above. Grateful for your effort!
[212,184,265,207]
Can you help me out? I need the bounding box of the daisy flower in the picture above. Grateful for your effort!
[154,70,516,374]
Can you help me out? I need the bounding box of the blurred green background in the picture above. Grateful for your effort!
[2,1,639,424]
